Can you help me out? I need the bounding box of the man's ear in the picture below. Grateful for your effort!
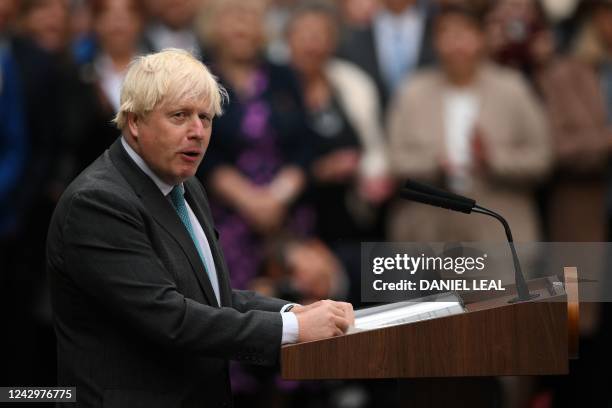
[127,112,140,139]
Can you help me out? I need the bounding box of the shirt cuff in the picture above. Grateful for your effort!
[280,303,299,313]
[280,311,299,345]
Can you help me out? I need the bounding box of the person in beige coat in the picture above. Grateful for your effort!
[387,5,552,245]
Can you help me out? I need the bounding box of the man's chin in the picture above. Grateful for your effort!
[176,168,199,183]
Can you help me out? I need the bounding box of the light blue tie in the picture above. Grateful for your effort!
[169,185,220,303]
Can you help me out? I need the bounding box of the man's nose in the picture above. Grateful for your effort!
[188,115,205,139]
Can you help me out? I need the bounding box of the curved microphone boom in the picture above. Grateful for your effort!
[400,180,538,303]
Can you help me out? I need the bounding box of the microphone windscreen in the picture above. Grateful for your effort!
[404,179,476,207]
[399,188,474,214]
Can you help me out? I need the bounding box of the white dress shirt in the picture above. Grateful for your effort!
[120,137,299,344]
[443,87,480,193]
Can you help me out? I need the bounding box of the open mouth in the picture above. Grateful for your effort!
[179,150,202,162]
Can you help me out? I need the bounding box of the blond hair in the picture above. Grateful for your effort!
[113,48,227,130]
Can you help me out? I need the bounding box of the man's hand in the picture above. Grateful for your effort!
[293,300,355,343]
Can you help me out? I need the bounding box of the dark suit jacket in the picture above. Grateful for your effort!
[47,139,289,408]
[336,3,436,109]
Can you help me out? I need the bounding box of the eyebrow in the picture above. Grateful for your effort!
[169,106,211,115]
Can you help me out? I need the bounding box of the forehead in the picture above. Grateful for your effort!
[435,13,481,33]
[294,11,335,28]
[156,97,212,112]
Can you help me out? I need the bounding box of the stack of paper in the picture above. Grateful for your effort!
[348,292,465,333]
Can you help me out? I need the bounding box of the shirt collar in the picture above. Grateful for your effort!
[121,136,177,196]
[378,0,423,23]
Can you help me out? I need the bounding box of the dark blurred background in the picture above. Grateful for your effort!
[1,0,612,406]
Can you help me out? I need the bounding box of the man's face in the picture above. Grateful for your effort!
[128,99,213,185]
[23,0,69,52]
[152,0,198,29]
[383,0,417,14]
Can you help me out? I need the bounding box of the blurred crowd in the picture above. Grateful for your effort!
[1,0,612,407]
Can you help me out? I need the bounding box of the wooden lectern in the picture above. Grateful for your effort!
[281,267,579,407]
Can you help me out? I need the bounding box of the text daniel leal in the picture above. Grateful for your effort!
[373,279,505,291]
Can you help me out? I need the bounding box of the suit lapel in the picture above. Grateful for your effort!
[108,139,220,307]
[184,180,232,307]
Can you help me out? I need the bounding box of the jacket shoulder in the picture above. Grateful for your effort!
[54,152,140,223]
[68,152,134,194]
[394,68,442,103]
[47,152,141,270]
[481,63,533,96]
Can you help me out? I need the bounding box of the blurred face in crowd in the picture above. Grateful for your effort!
[485,0,550,69]
[264,0,299,6]
[21,0,69,52]
[528,28,555,65]
[94,0,143,57]
[339,0,379,26]
[288,12,337,77]
[435,13,484,83]
[489,0,536,21]
[594,5,612,51]
[146,0,199,30]
[128,98,213,185]
[486,0,540,46]
[382,0,417,14]
[70,0,93,39]
[211,5,265,63]
[0,0,18,32]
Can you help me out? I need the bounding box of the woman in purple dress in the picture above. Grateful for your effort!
[196,0,314,292]
[195,2,340,405]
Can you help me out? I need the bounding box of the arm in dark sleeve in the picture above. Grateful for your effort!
[231,289,289,313]
[62,189,283,365]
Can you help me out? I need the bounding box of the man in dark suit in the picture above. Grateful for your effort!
[46,48,353,408]
[336,0,436,109]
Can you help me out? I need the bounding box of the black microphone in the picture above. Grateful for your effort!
[400,180,538,303]
[404,179,476,208]
[399,188,474,214]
